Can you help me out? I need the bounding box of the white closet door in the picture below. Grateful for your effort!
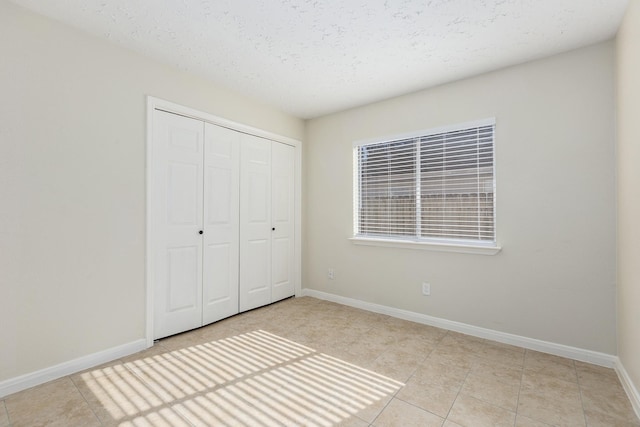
[239,134,272,312]
[153,111,204,339]
[271,142,295,302]
[202,123,240,324]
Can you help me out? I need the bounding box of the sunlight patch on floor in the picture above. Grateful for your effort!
[81,330,404,426]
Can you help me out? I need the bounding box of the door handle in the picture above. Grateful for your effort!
[199,230,203,235]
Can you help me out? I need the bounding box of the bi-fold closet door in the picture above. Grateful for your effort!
[152,109,294,340]
[239,135,295,312]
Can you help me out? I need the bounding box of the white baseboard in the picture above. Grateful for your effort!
[616,358,640,420]
[0,339,147,399]
[301,288,616,368]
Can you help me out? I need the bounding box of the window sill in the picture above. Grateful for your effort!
[349,237,502,255]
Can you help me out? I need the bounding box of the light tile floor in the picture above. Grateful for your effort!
[2,297,639,426]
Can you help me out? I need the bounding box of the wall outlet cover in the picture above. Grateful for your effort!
[422,282,431,296]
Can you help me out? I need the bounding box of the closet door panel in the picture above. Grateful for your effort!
[152,106,298,339]
[240,134,272,312]
[271,142,295,302]
[153,110,204,339]
[202,123,240,325]
[245,238,270,298]
[167,246,200,312]
[271,237,290,293]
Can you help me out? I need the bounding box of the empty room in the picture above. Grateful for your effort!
[1,0,639,426]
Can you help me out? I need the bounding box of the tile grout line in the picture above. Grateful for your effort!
[440,331,477,424]
[390,346,434,409]
[512,349,527,427]
[2,399,11,427]
[69,372,104,426]
[369,334,445,425]
[451,346,524,416]
[75,354,196,427]
[120,335,374,426]
[368,393,395,426]
[390,396,447,424]
[428,331,452,426]
[362,326,406,427]
[5,298,634,426]
[575,360,591,427]
[438,335,527,425]
[124,361,198,427]
[330,354,400,426]
[444,365,472,425]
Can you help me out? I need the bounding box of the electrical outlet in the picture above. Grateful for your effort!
[328,268,335,280]
[422,282,431,296]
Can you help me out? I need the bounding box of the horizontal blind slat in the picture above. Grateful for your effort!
[356,122,495,244]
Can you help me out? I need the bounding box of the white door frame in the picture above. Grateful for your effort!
[146,96,303,348]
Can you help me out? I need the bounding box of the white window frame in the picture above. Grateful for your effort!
[351,118,501,255]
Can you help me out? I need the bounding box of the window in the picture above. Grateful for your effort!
[353,119,496,251]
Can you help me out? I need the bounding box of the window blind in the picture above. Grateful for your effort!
[355,122,495,245]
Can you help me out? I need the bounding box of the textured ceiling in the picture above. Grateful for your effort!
[9,0,629,119]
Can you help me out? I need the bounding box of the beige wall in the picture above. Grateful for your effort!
[0,1,304,382]
[305,42,617,353]
[0,0,624,386]
[616,0,640,394]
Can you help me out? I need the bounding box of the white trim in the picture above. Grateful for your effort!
[352,118,498,251]
[301,289,616,368]
[294,140,303,298]
[145,97,155,348]
[352,117,496,148]
[616,358,640,420]
[350,237,501,255]
[146,96,303,345]
[149,97,301,147]
[0,339,146,399]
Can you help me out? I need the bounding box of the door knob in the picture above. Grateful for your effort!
[272,227,275,231]
[199,230,203,234]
